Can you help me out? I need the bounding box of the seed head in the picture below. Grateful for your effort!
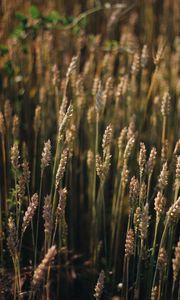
[129,176,139,209]
[95,81,103,112]
[7,217,18,258]
[125,229,134,257]
[141,44,149,68]
[121,160,129,189]
[12,115,19,140]
[154,192,166,219]
[102,124,113,156]
[32,245,57,287]
[174,156,180,189]
[17,174,26,203]
[157,248,167,272]
[123,136,135,161]
[151,286,158,300]
[56,188,68,220]
[94,270,105,300]
[161,140,168,164]
[158,162,168,190]
[167,197,180,225]
[11,142,20,170]
[58,104,73,138]
[87,150,94,168]
[41,140,51,170]
[0,112,5,135]
[55,148,69,190]
[33,106,41,133]
[140,182,147,204]
[172,238,180,282]
[138,142,146,179]
[161,91,171,117]
[118,127,127,152]
[131,52,140,75]
[139,204,149,240]
[22,193,38,233]
[134,207,141,233]
[22,160,31,186]
[154,44,164,66]
[147,147,157,175]
[43,195,53,236]
[66,56,78,79]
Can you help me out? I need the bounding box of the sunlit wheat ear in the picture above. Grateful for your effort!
[66,56,78,79]
[22,160,31,186]
[125,229,134,257]
[32,245,57,287]
[141,44,149,68]
[118,127,127,152]
[161,91,171,117]
[129,176,139,209]
[102,124,113,156]
[11,142,20,170]
[43,195,53,236]
[56,188,68,219]
[138,142,146,180]
[94,270,105,300]
[161,140,168,164]
[41,139,51,170]
[131,52,140,75]
[157,248,167,272]
[7,217,19,258]
[22,193,38,233]
[52,64,60,87]
[147,147,157,176]
[133,207,141,234]
[158,162,168,190]
[172,238,180,283]
[92,76,100,97]
[123,135,135,161]
[154,192,166,220]
[58,104,73,139]
[17,174,26,203]
[87,150,94,168]
[102,76,113,105]
[55,148,69,190]
[33,105,41,134]
[12,115,19,140]
[127,115,136,139]
[0,112,5,135]
[121,160,129,189]
[174,156,180,189]
[116,76,128,105]
[167,197,180,225]
[139,204,149,241]
[154,44,165,66]
[173,139,180,158]
[95,80,103,113]
[139,182,146,204]
[4,100,12,130]
[151,286,158,300]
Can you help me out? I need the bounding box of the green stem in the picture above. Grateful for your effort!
[34,170,43,267]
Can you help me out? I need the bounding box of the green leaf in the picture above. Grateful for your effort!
[15,11,28,23]
[11,25,25,38]
[45,10,62,23]
[0,44,9,56]
[4,60,14,77]
[29,5,40,19]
